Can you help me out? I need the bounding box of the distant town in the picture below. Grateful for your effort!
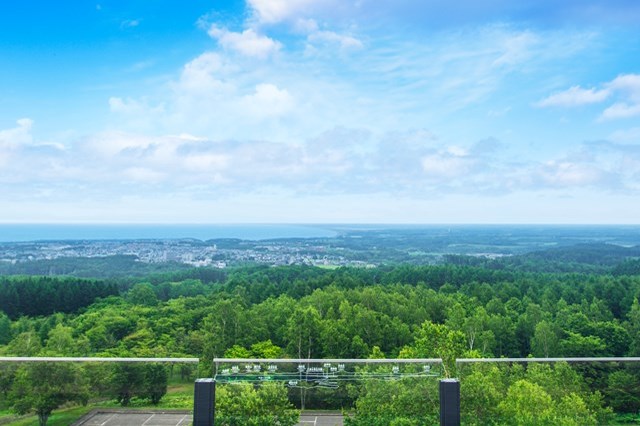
[2,225,640,274]
[0,238,376,269]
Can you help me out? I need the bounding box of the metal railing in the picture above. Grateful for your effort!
[0,356,199,363]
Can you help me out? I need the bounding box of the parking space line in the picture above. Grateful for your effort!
[141,414,155,425]
[99,413,116,426]
[176,414,191,425]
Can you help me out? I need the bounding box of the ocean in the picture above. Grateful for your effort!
[0,224,338,242]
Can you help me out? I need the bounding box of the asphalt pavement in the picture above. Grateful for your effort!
[74,410,344,426]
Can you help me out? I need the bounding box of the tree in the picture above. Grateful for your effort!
[215,382,298,425]
[558,332,606,357]
[143,364,168,405]
[401,321,465,378]
[347,377,439,425]
[531,320,559,357]
[110,363,145,406]
[127,283,159,306]
[9,362,89,426]
[286,306,322,359]
[5,331,42,356]
[0,313,11,345]
[606,370,640,413]
[250,340,282,358]
[497,380,556,426]
[626,299,640,356]
[44,324,76,355]
[460,364,503,425]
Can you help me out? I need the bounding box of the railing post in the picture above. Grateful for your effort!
[440,378,460,426]
[194,378,216,426]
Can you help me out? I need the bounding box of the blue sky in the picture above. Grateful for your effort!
[1,0,639,223]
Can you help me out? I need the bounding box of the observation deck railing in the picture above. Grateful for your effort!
[2,356,640,425]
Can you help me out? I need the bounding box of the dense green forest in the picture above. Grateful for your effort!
[2,246,640,424]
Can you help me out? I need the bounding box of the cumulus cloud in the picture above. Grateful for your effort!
[241,83,294,118]
[109,97,164,116]
[607,74,640,101]
[208,26,282,59]
[600,103,640,120]
[247,0,335,24]
[176,52,232,94]
[536,161,609,187]
[536,86,610,107]
[0,118,34,149]
[537,74,640,120]
[3,117,640,214]
[122,167,165,183]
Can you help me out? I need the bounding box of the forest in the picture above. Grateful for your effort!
[1,243,640,424]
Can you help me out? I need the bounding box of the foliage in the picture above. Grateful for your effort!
[143,364,169,405]
[2,261,640,421]
[8,363,89,426]
[107,363,168,406]
[345,377,439,426]
[0,276,117,319]
[215,383,299,426]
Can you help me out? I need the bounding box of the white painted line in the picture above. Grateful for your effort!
[141,414,156,425]
[177,414,190,425]
[99,413,116,426]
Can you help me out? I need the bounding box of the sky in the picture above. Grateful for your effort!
[0,0,639,224]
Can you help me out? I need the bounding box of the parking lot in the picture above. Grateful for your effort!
[74,410,344,426]
[72,410,191,426]
[299,412,344,426]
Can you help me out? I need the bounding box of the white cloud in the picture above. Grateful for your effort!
[537,74,640,120]
[293,18,320,33]
[122,167,165,183]
[607,74,640,102]
[0,118,34,148]
[241,83,295,118]
[536,86,610,107]
[208,26,282,59]
[2,119,639,219]
[109,97,164,115]
[307,30,363,51]
[537,161,606,187]
[600,103,640,120]
[421,153,473,179]
[610,127,640,143]
[247,0,333,24]
[120,19,140,29]
[492,31,539,67]
[183,153,230,171]
[176,52,232,94]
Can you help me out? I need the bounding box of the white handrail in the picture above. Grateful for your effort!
[457,357,640,363]
[213,358,443,364]
[0,357,199,363]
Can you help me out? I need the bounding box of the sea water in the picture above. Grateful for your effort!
[0,224,338,242]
